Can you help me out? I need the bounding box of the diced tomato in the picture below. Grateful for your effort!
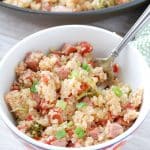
[88,60,96,67]
[78,42,93,56]
[62,44,77,55]
[51,108,63,124]
[52,114,63,123]
[96,119,107,126]
[79,82,89,93]
[26,115,33,121]
[112,64,119,73]
[42,76,49,84]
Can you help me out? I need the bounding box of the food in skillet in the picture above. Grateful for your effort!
[3,0,130,12]
[5,42,143,147]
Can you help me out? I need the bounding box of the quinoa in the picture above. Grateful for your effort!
[3,0,130,12]
[5,41,143,147]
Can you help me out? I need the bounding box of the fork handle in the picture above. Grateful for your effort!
[111,4,150,58]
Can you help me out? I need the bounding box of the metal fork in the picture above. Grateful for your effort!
[95,5,150,73]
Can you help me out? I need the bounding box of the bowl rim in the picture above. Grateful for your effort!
[0,25,150,150]
[0,0,147,16]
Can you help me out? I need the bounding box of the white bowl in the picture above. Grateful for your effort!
[0,25,150,150]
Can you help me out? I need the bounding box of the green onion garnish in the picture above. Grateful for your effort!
[76,102,87,109]
[55,129,66,139]
[81,62,90,72]
[112,86,123,97]
[30,81,39,93]
[56,100,67,110]
[74,127,85,138]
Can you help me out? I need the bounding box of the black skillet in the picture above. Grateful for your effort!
[0,0,148,17]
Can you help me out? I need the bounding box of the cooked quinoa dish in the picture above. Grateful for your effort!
[5,42,143,147]
[3,0,130,12]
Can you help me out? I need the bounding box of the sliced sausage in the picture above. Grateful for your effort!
[55,66,70,80]
[78,41,93,56]
[61,43,77,55]
[89,127,99,139]
[106,122,123,139]
[25,52,44,71]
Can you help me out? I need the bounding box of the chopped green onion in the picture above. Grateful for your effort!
[55,129,66,139]
[30,81,39,93]
[56,100,67,110]
[76,102,87,109]
[74,127,85,138]
[69,70,79,79]
[112,86,123,97]
[81,62,90,72]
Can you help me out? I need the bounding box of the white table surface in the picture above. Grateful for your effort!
[0,4,150,150]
